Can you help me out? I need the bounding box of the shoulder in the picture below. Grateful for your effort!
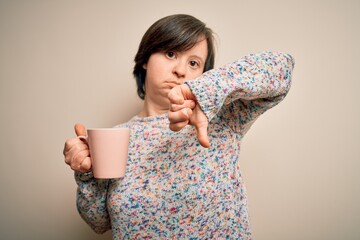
[113,116,137,129]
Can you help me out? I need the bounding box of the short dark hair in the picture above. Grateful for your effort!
[133,14,215,100]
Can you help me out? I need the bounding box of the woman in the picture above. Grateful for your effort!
[63,14,294,239]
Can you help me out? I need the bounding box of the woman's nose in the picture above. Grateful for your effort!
[172,60,186,78]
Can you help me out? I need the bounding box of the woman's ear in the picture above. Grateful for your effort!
[143,63,147,69]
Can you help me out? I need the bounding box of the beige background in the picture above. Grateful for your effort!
[0,0,359,239]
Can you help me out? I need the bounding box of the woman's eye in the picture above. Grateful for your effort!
[189,60,199,67]
[166,51,176,59]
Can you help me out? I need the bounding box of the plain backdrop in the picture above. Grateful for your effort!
[0,0,359,239]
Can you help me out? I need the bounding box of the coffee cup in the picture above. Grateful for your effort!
[84,128,130,179]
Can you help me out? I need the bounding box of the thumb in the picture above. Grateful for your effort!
[194,122,210,148]
[74,123,87,137]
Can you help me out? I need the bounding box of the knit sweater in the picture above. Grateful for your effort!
[75,51,295,239]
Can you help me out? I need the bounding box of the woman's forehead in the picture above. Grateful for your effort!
[182,38,208,61]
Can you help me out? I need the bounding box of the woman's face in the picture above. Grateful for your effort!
[143,38,208,107]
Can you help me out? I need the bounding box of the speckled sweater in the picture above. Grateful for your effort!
[75,51,294,239]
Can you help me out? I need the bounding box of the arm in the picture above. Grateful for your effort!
[64,124,111,233]
[185,51,294,137]
[75,172,111,234]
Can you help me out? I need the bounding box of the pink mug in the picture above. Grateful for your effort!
[85,128,130,179]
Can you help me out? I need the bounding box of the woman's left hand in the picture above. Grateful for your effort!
[168,84,210,148]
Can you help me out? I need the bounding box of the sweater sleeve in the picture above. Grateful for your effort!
[185,51,294,137]
[75,172,111,234]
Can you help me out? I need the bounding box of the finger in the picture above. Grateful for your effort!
[170,100,196,112]
[70,149,90,170]
[169,120,189,132]
[74,123,87,137]
[168,108,192,124]
[79,156,92,173]
[194,122,210,148]
[179,84,194,100]
[168,85,185,105]
[63,137,84,156]
[64,141,89,164]
[63,139,73,156]
[64,138,88,155]
[77,135,89,145]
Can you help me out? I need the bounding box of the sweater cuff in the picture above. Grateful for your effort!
[185,74,225,122]
[74,171,94,181]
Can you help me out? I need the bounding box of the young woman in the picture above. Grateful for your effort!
[63,14,294,239]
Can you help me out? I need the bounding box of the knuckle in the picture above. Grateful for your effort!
[168,113,176,122]
[170,104,177,112]
[181,109,189,119]
[64,138,80,152]
[168,91,174,100]
[64,156,71,165]
[81,159,91,171]
[186,100,195,109]
[64,139,72,151]
[169,124,179,132]
[70,162,78,171]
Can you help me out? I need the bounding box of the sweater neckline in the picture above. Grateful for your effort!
[131,112,168,123]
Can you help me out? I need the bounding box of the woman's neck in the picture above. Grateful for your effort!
[138,97,169,118]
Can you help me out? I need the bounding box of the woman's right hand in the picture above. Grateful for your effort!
[63,123,92,173]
